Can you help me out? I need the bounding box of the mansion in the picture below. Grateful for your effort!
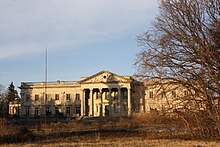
[19,71,136,117]
[17,70,201,117]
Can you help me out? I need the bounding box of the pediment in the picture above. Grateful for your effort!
[79,70,131,84]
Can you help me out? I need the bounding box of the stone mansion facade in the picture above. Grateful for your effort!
[19,71,135,117]
[18,70,201,117]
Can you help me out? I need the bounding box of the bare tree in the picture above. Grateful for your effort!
[0,84,5,116]
[135,0,220,137]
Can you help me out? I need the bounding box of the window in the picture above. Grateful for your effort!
[25,107,29,116]
[76,93,80,100]
[66,94,71,101]
[45,94,49,101]
[35,107,39,115]
[55,107,59,115]
[149,91,153,98]
[35,95,39,101]
[66,106,70,114]
[75,105,80,115]
[55,94,59,100]
[172,91,177,98]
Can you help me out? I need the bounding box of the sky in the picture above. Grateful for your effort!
[0,0,158,91]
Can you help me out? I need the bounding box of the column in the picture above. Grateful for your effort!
[127,88,131,116]
[89,89,93,116]
[81,89,84,116]
[108,88,112,116]
[93,91,96,116]
[99,88,103,117]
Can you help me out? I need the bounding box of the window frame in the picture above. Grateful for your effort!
[34,107,39,115]
[66,94,71,101]
[66,106,71,114]
[75,93,80,100]
[35,95,39,101]
[55,94,59,100]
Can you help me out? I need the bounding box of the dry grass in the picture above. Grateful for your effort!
[0,113,220,146]
[2,138,220,147]
[0,118,19,137]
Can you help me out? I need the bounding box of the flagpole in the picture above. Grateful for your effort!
[45,45,48,124]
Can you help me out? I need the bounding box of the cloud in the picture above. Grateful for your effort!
[0,0,158,59]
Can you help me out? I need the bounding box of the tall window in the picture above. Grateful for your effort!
[25,107,29,116]
[76,94,80,100]
[35,95,39,101]
[45,94,49,101]
[149,91,153,99]
[75,105,80,115]
[66,106,70,114]
[55,94,59,100]
[66,94,71,101]
[35,107,39,115]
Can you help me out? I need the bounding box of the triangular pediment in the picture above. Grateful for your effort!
[79,70,131,84]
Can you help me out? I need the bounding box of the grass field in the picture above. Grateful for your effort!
[2,138,220,147]
[1,115,220,146]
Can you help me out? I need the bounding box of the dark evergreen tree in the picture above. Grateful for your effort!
[3,82,18,117]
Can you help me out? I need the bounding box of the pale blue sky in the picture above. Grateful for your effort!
[0,0,158,89]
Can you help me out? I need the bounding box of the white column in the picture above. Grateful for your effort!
[99,88,103,117]
[128,88,131,116]
[93,92,96,116]
[89,89,93,116]
[81,89,84,116]
[109,88,112,116]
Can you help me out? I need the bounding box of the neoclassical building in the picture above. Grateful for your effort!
[19,70,203,118]
[19,71,138,117]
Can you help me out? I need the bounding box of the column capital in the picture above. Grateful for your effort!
[127,86,131,90]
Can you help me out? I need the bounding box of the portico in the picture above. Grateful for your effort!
[79,70,132,117]
[81,87,131,117]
